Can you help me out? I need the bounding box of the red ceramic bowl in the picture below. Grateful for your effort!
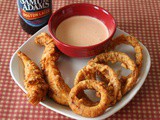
[48,3,116,57]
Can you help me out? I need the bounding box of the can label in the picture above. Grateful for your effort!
[17,0,52,27]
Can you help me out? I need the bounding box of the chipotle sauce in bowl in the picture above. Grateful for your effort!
[55,16,109,46]
[48,3,116,57]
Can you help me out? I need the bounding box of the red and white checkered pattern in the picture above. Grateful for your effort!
[0,0,160,119]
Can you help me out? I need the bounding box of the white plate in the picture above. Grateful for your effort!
[10,25,151,120]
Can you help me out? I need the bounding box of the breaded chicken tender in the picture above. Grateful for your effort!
[17,51,48,105]
[35,33,70,106]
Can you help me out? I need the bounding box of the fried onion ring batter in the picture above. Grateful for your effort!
[89,51,138,95]
[69,80,111,117]
[107,35,143,71]
[74,63,122,104]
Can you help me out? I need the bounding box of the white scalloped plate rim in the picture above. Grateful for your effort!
[10,25,151,120]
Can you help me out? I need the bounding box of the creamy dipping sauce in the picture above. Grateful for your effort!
[55,16,109,46]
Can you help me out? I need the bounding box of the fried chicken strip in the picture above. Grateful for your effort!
[35,33,70,106]
[17,51,48,105]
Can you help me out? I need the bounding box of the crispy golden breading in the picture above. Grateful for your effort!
[16,33,144,117]
[107,35,143,71]
[35,33,70,106]
[74,63,122,104]
[17,51,48,105]
[69,80,111,117]
[89,51,139,95]
[74,64,95,85]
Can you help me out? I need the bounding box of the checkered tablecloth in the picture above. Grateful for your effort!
[0,0,160,119]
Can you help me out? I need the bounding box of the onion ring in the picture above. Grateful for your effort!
[89,51,139,95]
[69,80,111,117]
[107,35,143,71]
[74,62,122,103]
